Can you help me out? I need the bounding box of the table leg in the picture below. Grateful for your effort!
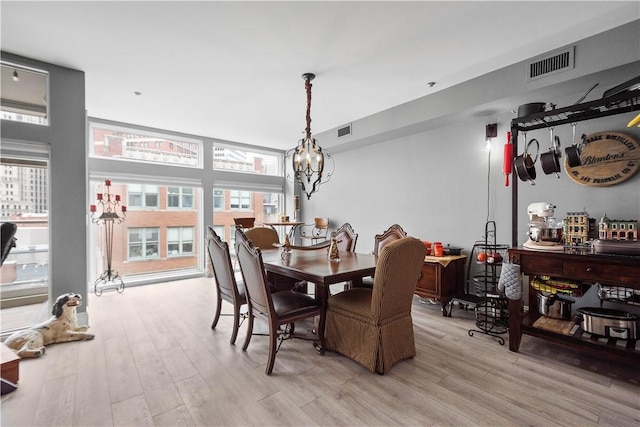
[313,282,327,354]
[508,298,523,352]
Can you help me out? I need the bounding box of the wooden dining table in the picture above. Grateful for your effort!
[261,248,377,350]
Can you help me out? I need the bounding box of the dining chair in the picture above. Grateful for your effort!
[324,237,426,374]
[300,217,330,245]
[234,217,256,230]
[373,223,408,256]
[244,226,279,249]
[327,223,359,294]
[205,226,247,345]
[359,223,408,288]
[234,229,325,375]
[330,222,358,253]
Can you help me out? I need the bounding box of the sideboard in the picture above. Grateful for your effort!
[508,247,640,363]
[415,255,466,316]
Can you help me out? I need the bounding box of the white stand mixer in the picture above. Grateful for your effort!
[523,202,565,251]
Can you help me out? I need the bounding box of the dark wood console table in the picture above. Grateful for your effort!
[415,255,466,316]
[508,247,640,363]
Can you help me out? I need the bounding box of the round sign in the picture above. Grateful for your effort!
[565,131,640,187]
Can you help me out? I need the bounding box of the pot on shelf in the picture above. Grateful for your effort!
[576,307,638,340]
[537,292,574,319]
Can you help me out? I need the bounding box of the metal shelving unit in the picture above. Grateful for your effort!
[509,87,640,246]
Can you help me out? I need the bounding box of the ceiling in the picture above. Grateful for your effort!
[1,1,639,151]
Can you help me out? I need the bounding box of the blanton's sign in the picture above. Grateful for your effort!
[565,131,640,187]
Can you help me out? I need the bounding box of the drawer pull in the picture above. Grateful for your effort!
[586,267,593,273]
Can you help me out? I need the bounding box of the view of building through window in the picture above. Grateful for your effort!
[90,125,202,168]
[0,156,49,331]
[89,181,201,280]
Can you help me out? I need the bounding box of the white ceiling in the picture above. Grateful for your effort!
[1,1,639,150]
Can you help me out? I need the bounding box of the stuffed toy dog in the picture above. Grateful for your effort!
[4,293,95,358]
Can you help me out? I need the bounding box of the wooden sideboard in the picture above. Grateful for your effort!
[508,247,640,363]
[415,255,466,316]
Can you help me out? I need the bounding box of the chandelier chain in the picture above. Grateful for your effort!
[305,78,312,138]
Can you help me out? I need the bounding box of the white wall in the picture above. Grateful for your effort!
[302,22,640,256]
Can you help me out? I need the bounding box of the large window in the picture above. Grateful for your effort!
[89,119,284,287]
[128,227,160,259]
[0,143,50,334]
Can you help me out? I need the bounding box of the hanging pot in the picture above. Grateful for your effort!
[565,123,582,167]
[514,136,538,185]
[540,127,561,177]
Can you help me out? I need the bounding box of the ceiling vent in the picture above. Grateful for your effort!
[527,46,575,81]
[337,123,352,138]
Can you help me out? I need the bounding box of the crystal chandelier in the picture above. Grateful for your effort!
[290,73,333,199]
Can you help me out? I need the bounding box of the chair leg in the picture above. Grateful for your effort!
[242,314,254,351]
[265,323,278,375]
[230,303,240,345]
[211,295,222,329]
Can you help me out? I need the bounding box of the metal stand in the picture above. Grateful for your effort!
[91,180,126,296]
[466,221,509,345]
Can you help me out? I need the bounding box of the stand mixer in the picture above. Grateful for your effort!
[523,202,565,251]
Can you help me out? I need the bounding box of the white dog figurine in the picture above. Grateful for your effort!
[4,293,95,358]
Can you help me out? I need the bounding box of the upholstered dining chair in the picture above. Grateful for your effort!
[373,223,407,256]
[359,223,408,288]
[244,226,279,249]
[324,237,426,374]
[206,226,247,345]
[234,217,255,230]
[234,229,325,375]
[300,217,330,245]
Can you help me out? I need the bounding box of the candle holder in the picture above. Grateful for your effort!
[90,179,126,296]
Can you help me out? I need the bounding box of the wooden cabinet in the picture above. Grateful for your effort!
[508,247,640,363]
[415,255,466,316]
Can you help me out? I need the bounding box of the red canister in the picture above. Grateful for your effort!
[433,242,444,257]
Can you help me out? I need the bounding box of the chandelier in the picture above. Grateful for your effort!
[290,73,333,199]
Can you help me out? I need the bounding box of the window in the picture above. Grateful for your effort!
[168,187,193,209]
[213,145,282,176]
[90,123,202,168]
[230,190,251,210]
[128,228,160,259]
[213,190,224,210]
[1,62,49,126]
[128,184,158,208]
[167,227,194,256]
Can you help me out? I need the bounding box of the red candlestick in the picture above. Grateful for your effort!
[115,194,121,201]
[105,179,111,186]
[121,206,127,212]
[90,204,96,212]
[97,193,103,200]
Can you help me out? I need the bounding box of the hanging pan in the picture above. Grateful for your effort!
[541,127,562,177]
[565,123,582,167]
[514,135,539,185]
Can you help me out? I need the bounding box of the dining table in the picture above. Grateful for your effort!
[261,248,377,351]
[262,221,304,244]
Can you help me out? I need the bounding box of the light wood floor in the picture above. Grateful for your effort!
[1,277,639,426]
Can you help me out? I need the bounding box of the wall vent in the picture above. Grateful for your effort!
[527,46,575,81]
[337,123,352,138]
